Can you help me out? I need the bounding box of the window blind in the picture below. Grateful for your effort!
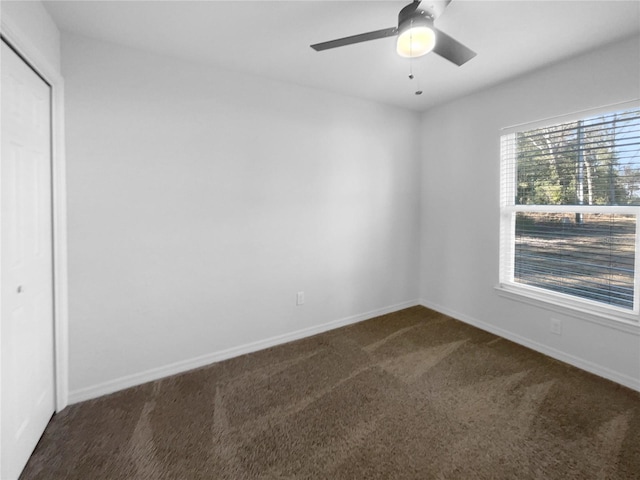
[500,106,640,313]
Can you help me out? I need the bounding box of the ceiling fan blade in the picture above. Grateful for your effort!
[311,27,398,51]
[433,28,476,66]
[403,0,423,15]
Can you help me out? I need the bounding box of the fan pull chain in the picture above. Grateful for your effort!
[408,58,423,96]
[407,20,422,96]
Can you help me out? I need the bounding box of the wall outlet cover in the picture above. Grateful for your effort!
[550,318,562,335]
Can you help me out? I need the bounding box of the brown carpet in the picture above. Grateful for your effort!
[20,306,640,479]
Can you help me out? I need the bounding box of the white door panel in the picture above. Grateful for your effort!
[1,39,55,480]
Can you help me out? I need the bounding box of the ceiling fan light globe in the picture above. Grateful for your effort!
[396,26,436,58]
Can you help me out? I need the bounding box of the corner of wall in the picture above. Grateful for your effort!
[1,0,61,76]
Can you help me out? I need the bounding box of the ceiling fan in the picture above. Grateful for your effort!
[310,0,476,66]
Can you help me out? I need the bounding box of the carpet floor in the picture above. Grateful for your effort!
[20,306,640,479]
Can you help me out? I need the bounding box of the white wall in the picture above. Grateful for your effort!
[420,35,640,390]
[62,33,421,400]
[0,0,60,74]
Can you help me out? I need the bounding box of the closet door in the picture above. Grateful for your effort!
[1,39,55,480]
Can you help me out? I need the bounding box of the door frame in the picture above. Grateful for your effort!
[1,19,69,411]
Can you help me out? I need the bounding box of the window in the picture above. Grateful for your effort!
[499,103,640,318]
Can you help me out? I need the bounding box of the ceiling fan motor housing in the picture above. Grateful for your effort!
[398,4,435,33]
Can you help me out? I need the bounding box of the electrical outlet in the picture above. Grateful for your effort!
[550,318,562,335]
[296,291,305,306]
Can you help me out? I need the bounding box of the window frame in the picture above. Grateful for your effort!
[497,101,640,324]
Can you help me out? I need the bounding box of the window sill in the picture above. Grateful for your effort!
[495,283,640,335]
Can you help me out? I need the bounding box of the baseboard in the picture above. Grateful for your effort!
[68,299,420,404]
[420,299,640,393]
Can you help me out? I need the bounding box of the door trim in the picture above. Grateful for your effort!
[1,19,69,411]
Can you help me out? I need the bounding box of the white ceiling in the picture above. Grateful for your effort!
[43,0,640,111]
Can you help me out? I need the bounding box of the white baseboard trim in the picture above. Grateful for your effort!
[420,299,640,393]
[68,299,420,404]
